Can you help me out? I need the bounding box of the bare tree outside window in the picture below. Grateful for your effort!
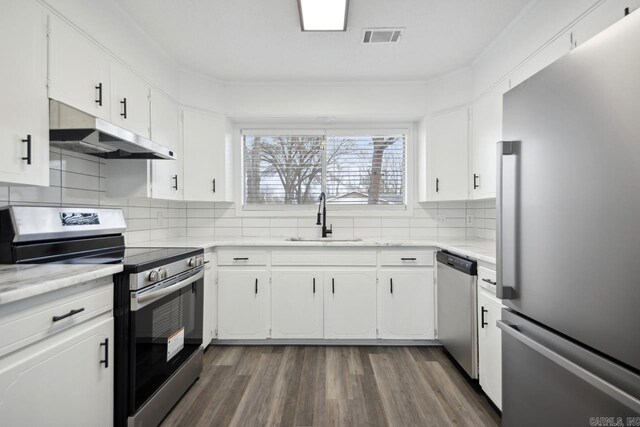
[243,133,406,207]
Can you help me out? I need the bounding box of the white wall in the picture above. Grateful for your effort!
[223,81,428,120]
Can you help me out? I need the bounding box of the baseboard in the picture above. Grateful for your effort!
[208,339,442,346]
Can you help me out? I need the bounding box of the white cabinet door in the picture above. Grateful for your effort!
[478,288,503,409]
[150,89,182,200]
[110,61,150,138]
[428,108,469,201]
[470,80,509,199]
[48,15,111,121]
[0,0,49,187]
[182,109,232,202]
[0,317,113,427]
[217,270,269,340]
[379,269,435,339]
[271,270,323,339]
[324,270,377,339]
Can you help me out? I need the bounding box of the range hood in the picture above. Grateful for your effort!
[49,100,175,160]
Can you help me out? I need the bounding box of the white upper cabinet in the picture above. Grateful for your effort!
[0,0,49,187]
[428,107,469,201]
[150,89,182,200]
[48,15,111,121]
[470,79,509,200]
[182,109,233,202]
[110,61,150,138]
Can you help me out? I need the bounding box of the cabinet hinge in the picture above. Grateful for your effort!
[269,328,272,337]
[214,328,218,337]
[376,328,379,336]
[215,274,218,285]
[434,328,438,338]
[376,277,379,284]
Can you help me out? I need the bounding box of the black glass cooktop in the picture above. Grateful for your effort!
[55,246,203,272]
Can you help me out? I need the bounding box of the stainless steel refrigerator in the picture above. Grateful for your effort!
[497,10,640,425]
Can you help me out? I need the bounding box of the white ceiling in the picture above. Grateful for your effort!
[113,0,530,82]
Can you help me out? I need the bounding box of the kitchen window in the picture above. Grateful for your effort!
[241,130,407,210]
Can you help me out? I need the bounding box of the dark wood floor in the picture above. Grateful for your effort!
[161,346,500,427]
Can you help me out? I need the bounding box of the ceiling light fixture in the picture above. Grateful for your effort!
[297,0,349,32]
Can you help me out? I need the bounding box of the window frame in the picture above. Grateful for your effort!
[234,123,415,217]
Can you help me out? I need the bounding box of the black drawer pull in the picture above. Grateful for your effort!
[212,179,216,193]
[100,338,109,368]
[473,173,480,190]
[52,307,85,322]
[22,135,32,165]
[120,98,127,119]
[390,278,393,294]
[435,178,439,193]
[233,257,249,261]
[332,278,335,294]
[313,278,316,294]
[401,257,417,261]
[482,278,497,286]
[481,307,488,328]
[255,278,258,294]
[95,82,103,106]
[172,174,178,190]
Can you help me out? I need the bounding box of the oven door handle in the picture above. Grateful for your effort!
[132,269,204,311]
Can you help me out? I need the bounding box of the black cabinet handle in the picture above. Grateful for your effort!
[233,257,249,261]
[435,178,440,193]
[255,278,258,294]
[390,278,393,294]
[481,307,488,328]
[482,278,497,286]
[212,179,216,193]
[332,278,335,294]
[21,135,32,165]
[100,338,109,368]
[120,98,127,119]
[95,82,103,106]
[473,173,479,190]
[172,174,178,190]
[401,257,417,261]
[313,277,316,294]
[52,307,85,322]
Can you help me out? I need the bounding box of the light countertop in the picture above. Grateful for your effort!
[132,237,497,264]
[0,264,123,306]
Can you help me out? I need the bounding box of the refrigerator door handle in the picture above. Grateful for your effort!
[496,140,519,299]
[497,320,640,413]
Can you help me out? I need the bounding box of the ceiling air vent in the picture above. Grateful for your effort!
[362,28,404,44]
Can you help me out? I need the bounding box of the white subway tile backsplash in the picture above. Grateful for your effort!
[4,150,496,245]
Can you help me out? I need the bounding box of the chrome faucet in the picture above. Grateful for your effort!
[316,192,332,238]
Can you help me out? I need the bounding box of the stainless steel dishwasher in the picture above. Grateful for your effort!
[436,251,478,379]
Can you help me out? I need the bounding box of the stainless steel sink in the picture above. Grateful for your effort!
[285,237,363,242]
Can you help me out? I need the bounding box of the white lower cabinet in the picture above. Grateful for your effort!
[0,316,114,426]
[378,269,435,339]
[478,286,503,409]
[271,270,323,339]
[324,270,377,339]
[217,269,269,340]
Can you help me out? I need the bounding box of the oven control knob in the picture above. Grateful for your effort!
[197,256,204,266]
[148,270,160,282]
[188,257,196,267]
[159,268,168,280]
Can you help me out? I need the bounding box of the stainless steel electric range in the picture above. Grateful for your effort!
[0,206,205,427]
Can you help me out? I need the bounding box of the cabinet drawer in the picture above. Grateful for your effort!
[271,249,376,266]
[478,266,497,293]
[380,249,434,266]
[217,249,268,266]
[0,279,113,357]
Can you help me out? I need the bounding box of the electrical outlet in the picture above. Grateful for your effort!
[466,215,473,225]
[157,210,165,227]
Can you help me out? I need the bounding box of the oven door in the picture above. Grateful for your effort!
[129,268,204,413]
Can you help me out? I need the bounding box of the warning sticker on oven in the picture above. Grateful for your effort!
[167,327,185,362]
